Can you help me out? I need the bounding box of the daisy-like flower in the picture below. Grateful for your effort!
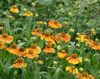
[61,33,71,43]
[24,11,33,17]
[57,50,68,58]
[10,5,19,13]
[55,33,71,43]
[76,33,89,42]
[24,47,39,59]
[0,41,5,49]
[12,58,27,68]
[6,43,19,55]
[41,32,55,44]
[67,54,82,65]
[48,20,62,29]
[86,39,100,50]
[0,33,13,43]
[43,43,55,54]
[32,28,42,37]
[66,66,79,74]
[76,71,95,79]
[31,43,41,54]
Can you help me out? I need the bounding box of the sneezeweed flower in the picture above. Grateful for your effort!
[86,39,100,50]
[0,41,5,49]
[61,33,71,42]
[66,66,79,74]
[12,58,27,68]
[32,28,42,37]
[31,43,41,54]
[55,33,71,43]
[67,54,82,65]
[76,71,95,79]
[48,20,62,29]
[24,47,39,59]
[41,32,55,44]
[57,50,68,58]
[76,33,89,42]
[6,43,19,55]
[10,5,19,13]
[0,33,13,43]
[43,43,55,54]
[24,11,33,17]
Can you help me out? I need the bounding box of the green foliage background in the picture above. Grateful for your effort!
[0,0,100,79]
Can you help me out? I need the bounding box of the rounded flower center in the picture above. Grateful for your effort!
[71,54,78,58]
[19,48,25,52]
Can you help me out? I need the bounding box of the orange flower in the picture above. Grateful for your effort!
[12,58,27,68]
[61,33,71,42]
[6,43,19,55]
[10,5,19,13]
[76,72,95,79]
[43,43,55,54]
[48,20,62,29]
[55,33,71,43]
[66,66,79,74]
[57,51,68,58]
[31,43,41,54]
[41,32,55,44]
[55,33,62,42]
[24,11,33,17]
[24,48,39,59]
[0,33,13,43]
[67,54,82,64]
[86,39,100,50]
[0,41,5,49]
[32,28,42,37]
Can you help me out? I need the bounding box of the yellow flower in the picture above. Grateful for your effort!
[0,41,5,49]
[55,33,71,43]
[32,28,42,37]
[76,72,95,79]
[76,33,89,42]
[48,20,62,29]
[43,43,55,54]
[10,5,19,13]
[57,50,68,58]
[86,39,100,50]
[31,43,41,54]
[12,58,27,68]
[24,48,39,59]
[66,66,79,74]
[0,33,13,43]
[24,11,33,17]
[41,32,55,44]
[67,54,82,64]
